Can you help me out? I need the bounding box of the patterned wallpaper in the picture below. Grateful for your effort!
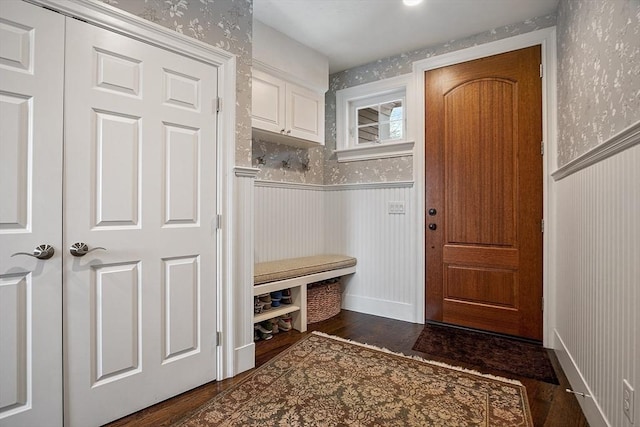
[322,14,557,185]
[252,138,324,184]
[557,0,640,166]
[104,0,254,167]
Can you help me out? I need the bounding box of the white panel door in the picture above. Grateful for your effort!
[63,18,218,426]
[0,2,64,426]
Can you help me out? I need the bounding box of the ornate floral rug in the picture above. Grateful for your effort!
[174,332,533,426]
[412,323,560,384]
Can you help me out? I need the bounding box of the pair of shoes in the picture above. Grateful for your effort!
[278,314,292,331]
[254,296,264,314]
[281,288,292,305]
[270,290,282,307]
[254,322,272,340]
[258,293,272,310]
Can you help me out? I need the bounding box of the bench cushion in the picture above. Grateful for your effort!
[254,254,357,285]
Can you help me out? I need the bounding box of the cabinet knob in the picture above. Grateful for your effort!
[286,130,291,134]
[280,129,285,133]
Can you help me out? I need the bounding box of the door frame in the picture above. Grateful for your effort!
[412,27,558,347]
[26,0,237,379]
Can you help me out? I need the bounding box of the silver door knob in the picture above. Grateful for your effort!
[11,244,55,260]
[69,242,106,257]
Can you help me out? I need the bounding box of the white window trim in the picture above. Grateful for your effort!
[335,74,414,162]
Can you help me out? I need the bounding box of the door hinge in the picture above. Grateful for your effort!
[215,97,222,113]
[215,331,222,347]
[541,141,544,155]
[541,219,545,233]
[539,64,543,78]
[541,297,544,311]
[216,214,222,230]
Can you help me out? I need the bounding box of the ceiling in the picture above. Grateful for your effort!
[253,0,559,73]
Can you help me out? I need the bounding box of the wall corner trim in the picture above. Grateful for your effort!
[235,166,261,178]
[552,120,640,181]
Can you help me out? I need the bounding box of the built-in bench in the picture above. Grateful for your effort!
[254,254,357,332]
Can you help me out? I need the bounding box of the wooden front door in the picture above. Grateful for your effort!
[425,46,543,341]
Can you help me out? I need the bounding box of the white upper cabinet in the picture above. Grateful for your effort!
[252,20,328,147]
[252,68,325,146]
[252,69,286,133]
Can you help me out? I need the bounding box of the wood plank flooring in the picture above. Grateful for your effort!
[106,310,589,426]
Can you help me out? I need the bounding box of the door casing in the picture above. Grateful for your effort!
[411,27,558,347]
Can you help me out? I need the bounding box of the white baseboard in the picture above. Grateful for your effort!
[554,329,610,427]
[234,342,255,376]
[342,294,418,323]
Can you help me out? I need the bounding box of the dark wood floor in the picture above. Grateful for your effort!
[107,310,589,426]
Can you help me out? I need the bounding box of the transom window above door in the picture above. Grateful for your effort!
[335,74,414,162]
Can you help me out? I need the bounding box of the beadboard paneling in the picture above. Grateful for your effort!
[254,185,325,263]
[553,143,639,427]
[254,182,421,323]
[325,186,418,323]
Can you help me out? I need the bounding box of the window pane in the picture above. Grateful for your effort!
[358,124,378,144]
[357,106,378,126]
[389,119,403,140]
[380,100,402,121]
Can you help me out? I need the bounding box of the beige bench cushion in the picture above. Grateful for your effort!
[254,254,357,285]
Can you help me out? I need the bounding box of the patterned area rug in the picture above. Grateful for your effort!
[174,332,533,426]
[412,324,560,385]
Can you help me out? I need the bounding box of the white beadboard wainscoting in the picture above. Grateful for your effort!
[551,122,639,427]
[254,182,325,263]
[254,180,422,323]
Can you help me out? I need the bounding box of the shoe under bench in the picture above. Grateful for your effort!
[254,255,357,332]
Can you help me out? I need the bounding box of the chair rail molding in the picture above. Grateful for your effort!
[552,120,640,180]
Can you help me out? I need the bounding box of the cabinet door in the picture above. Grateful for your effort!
[252,69,286,134]
[286,83,325,144]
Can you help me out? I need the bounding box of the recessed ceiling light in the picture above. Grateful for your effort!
[403,0,423,5]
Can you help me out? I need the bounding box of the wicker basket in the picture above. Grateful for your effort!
[307,279,342,324]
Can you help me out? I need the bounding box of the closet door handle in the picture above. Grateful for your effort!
[11,244,55,260]
[69,242,106,257]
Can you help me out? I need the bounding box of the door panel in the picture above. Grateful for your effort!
[425,46,543,340]
[287,82,323,142]
[63,18,218,426]
[0,2,64,425]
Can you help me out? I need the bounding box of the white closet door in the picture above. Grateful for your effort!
[0,2,64,426]
[63,18,219,426]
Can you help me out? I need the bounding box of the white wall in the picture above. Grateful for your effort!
[254,181,422,323]
[551,126,639,427]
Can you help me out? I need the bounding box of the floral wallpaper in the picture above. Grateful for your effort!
[323,14,557,185]
[252,138,324,184]
[104,0,254,167]
[557,0,640,166]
